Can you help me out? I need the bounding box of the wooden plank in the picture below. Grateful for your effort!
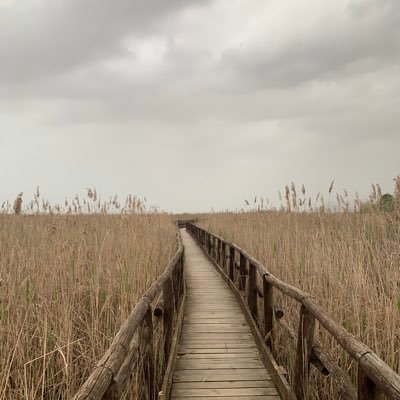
[181,325,250,333]
[184,318,247,324]
[172,397,279,400]
[178,353,261,359]
[173,381,275,389]
[179,343,258,349]
[185,301,238,305]
[172,387,279,397]
[175,361,264,370]
[176,357,263,364]
[179,348,257,354]
[184,317,246,322]
[179,343,257,349]
[174,380,275,389]
[173,369,271,382]
[180,334,254,341]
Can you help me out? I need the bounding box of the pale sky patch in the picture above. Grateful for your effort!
[0,0,399,212]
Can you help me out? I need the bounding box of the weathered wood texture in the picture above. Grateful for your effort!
[187,222,400,400]
[73,231,185,400]
[171,229,281,399]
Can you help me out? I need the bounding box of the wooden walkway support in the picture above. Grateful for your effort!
[170,229,282,399]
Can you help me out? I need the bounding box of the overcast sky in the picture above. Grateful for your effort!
[0,0,399,212]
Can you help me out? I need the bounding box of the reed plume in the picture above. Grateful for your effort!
[13,192,23,215]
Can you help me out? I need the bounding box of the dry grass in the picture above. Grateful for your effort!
[0,212,176,399]
[2,182,399,399]
[199,201,400,398]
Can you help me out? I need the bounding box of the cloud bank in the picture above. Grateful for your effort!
[0,0,399,211]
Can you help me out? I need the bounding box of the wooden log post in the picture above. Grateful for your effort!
[179,253,184,297]
[247,263,257,320]
[103,341,140,400]
[221,242,226,271]
[141,308,156,400]
[217,238,221,265]
[163,276,175,366]
[172,265,180,312]
[294,305,316,400]
[239,253,247,291]
[263,275,274,350]
[229,246,235,281]
[358,365,377,400]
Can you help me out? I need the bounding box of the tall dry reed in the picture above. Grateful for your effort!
[0,213,176,399]
[199,194,400,399]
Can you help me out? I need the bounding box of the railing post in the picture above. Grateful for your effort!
[216,238,220,264]
[221,242,226,271]
[263,275,274,350]
[229,246,235,281]
[172,264,180,311]
[358,366,377,400]
[207,233,211,255]
[163,276,175,364]
[141,308,156,400]
[247,263,257,320]
[294,305,316,400]
[179,252,184,297]
[239,253,246,291]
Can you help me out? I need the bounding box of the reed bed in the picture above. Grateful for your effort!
[0,209,176,399]
[199,182,400,399]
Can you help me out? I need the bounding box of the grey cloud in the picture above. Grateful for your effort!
[221,0,400,89]
[0,0,205,84]
[0,0,399,212]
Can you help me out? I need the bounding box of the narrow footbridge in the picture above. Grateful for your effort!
[171,229,281,399]
[74,222,400,400]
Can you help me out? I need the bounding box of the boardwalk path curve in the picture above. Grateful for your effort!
[171,229,281,399]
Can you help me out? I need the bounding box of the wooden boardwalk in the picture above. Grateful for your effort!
[74,223,400,400]
[171,229,281,399]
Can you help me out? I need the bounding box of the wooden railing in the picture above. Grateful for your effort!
[175,219,197,228]
[73,231,185,400]
[186,222,400,400]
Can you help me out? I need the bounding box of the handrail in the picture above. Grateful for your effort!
[186,222,400,400]
[73,231,185,400]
